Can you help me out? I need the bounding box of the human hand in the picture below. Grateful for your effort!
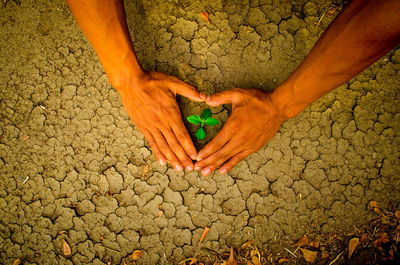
[194,88,287,175]
[116,71,206,172]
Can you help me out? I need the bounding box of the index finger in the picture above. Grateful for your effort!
[169,113,198,160]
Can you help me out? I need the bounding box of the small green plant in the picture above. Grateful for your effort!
[187,109,220,140]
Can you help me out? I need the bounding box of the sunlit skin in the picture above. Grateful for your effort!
[67,0,206,172]
[195,0,400,175]
[67,0,400,175]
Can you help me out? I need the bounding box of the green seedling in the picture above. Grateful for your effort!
[187,109,220,140]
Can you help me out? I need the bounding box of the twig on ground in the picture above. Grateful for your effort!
[284,247,297,258]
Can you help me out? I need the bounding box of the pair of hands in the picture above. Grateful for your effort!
[118,71,287,175]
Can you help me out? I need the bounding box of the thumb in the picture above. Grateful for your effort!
[206,90,241,106]
[173,81,206,102]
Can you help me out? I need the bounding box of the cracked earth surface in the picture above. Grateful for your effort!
[1,0,399,264]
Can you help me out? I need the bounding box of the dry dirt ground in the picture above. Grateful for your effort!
[0,0,399,264]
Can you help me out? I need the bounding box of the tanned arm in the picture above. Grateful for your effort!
[66,0,206,172]
[195,0,400,175]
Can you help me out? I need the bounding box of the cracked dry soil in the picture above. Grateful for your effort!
[0,0,399,264]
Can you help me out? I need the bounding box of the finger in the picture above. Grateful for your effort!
[196,119,237,161]
[142,129,167,165]
[218,150,252,174]
[171,80,206,102]
[153,129,184,171]
[160,126,194,171]
[169,114,197,161]
[195,140,241,176]
[205,90,242,106]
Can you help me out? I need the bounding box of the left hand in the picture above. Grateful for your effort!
[194,88,287,175]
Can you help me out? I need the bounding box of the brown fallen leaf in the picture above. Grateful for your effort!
[308,241,320,248]
[293,235,309,247]
[198,226,210,244]
[369,201,379,209]
[227,247,238,265]
[200,12,210,24]
[58,231,67,235]
[326,7,338,16]
[348,237,359,259]
[63,239,71,256]
[278,257,290,263]
[13,259,22,265]
[130,250,143,261]
[300,248,318,263]
[394,210,400,218]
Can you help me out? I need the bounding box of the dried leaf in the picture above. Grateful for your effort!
[198,227,210,244]
[300,248,318,263]
[348,238,359,259]
[369,201,379,209]
[63,239,71,256]
[227,247,238,265]
[13,259,22,265]
[395,210,400,218]
[308,241,320,248]
[200,12,210,24]
[130,250,143,261]
[58,231,67,235]
[293,235,309,247]
[326,7,338,16]
[278,258,290,263]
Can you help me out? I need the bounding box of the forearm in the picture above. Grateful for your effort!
[66,0,144,91]
[272,0,400,119]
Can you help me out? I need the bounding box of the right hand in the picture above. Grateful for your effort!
[115,71,206,172]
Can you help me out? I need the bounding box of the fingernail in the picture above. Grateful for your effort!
[219,168,227,174]
[159,159,166,166]
[196,157,203,161]
[194,166,202,171]
[185,166,193,171]
[201,168,211,175]
[175,165,183,171]
[200,93,207,100]
[190,155,196,160]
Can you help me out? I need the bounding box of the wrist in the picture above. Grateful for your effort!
[106,59,146,94]
[270,81,310,119]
